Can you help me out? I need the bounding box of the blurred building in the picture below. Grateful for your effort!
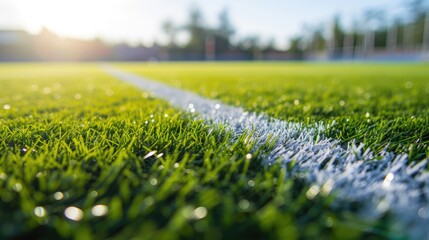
[0,30,37,61]
[0,29,166,62]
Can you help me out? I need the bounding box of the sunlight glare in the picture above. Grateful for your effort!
[18,0,117,39]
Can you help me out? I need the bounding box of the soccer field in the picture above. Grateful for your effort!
[116,62,429,160]
[0,63,428,239]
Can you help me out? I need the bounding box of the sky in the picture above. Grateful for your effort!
[0,0,414,48]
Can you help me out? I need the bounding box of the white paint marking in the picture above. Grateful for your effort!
[104,65,429,239]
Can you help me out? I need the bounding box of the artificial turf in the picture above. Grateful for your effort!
[0,63,425,239]
[116,62,429,161]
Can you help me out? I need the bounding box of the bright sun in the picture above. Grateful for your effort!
[7,0,170,45]
[19,0,116,39]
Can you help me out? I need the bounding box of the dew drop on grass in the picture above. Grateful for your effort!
[239,199,250,210]
[321,179,334,196]
[306,185,320,199]
[365,112,370,118]
[54,192,64,200]
[248,180,255,187]
[377,200,390,212]
[64,206,84,221]
[245,153,252,160]
[339,100,345,106]
[173,163,179,168]
[90,191,98,198]
[91,205,108,217]
[193,207,207,219]
[150,178,158,186]
[303,105,311,112]
[183,206,208,220]
[20,148,27,155]
[188,103,194,109]
[74,93,82,100]
[144,197,154,206]
[294,99,299,105]
[13,183,22,192]
[34,206,47,217]
[143,150,157,159]
[418,207,428,218]
[0,173,6,180]
[3,104,11,110]
[214,104,220,109]
[382,172,395,188]
[325,217,334,227]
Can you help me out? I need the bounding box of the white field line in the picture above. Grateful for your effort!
[104,65,429,239]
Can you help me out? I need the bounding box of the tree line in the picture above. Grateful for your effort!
[0,0,428,61]
[287,0,429,59]
[160,7,283,61]
[159,1,429,60]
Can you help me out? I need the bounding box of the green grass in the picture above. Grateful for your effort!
[116,62,429,161]
[0,63,400,239]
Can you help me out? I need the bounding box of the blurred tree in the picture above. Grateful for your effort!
[404,0,428,49]
[215,8,235,57]
[288,37,304,59]
[310,28,326,52]
[237,36,261,60]
[362,10,385,55]
[162,20,177,48]
[387,18,400,52]
[328,16,345,56]
[407,0,428,21]
[345,19,365,57]
[424,12,429,51]
[262,38,277,52]
[162,20,177,60]
[403,21,415,50]
[184,6,207,59]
